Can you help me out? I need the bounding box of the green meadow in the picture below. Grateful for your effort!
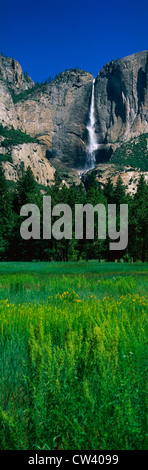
[0,261,147,450]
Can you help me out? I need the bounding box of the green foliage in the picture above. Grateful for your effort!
[23,71,29,79]
[53,68,86,84]
[128,175,148,262]
[0,167,147,262]
[0,124,38,147]
[0,167,14,260]
[0,262,147,303]
[104,177,114,203]
[0,153,12,163]
[16,165,39,203]
[10,78,52,103]
[0,265,147,449]
[111,134,148,171]
[0,409,17,450]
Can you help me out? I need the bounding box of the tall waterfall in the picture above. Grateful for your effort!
[86,78,98,168]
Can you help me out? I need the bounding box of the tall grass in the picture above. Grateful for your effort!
[0,264,147,304]
[0,263,147,450]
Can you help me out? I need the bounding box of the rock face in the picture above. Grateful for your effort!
[0,54,34,129]
[0,51,148,179]
[94,51,148,162]
[81,163,148,195]
[0,54,34,93]
[15,69,94,168]
[0,79,18,128]
[3,143,55,186]
[0,55,93,169]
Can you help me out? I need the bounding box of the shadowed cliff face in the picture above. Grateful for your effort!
[94,51,148,163]
[15,70,94,168]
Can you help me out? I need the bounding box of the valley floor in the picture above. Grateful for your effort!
[0,262,147,450]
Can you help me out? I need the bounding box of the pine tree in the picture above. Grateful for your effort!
[0,166,14,259]
[104,177,114,203]
[128,175,148,262]
[10,167,41,261]
[16,166,39,205]
[113,175,126,205]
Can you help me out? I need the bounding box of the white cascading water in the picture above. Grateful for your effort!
[86,78,98,168]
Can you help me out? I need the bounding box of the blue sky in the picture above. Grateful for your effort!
[0,0,147,83]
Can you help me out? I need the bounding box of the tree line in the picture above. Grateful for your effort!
[0,165,147,262]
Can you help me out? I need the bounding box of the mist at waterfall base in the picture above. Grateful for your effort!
[85,79,98,170]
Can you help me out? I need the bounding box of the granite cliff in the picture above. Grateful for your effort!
[94,51,148,162]
[15,69,94,168]
[0,51,147,186]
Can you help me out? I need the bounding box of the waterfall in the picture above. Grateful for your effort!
[86,78,98,168]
